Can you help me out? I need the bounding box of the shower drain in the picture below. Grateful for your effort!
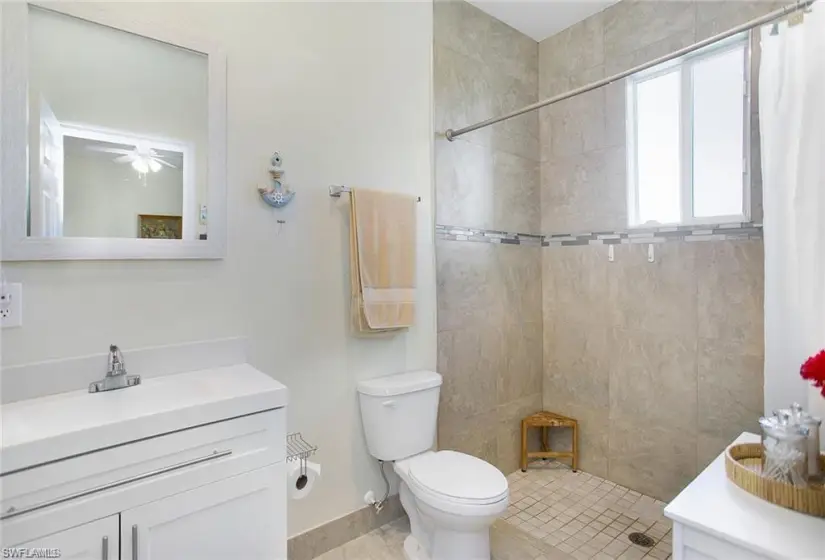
[628,532,655,548]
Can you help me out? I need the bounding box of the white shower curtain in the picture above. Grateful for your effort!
[760,3,825,444]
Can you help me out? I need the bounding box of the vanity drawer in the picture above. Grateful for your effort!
[0,408,284,522]
[673,524,773,560]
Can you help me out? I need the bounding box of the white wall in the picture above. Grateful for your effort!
[0,1,435,537]
[63,144,184,238]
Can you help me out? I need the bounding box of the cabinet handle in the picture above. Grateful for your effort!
[0,449,233,520]
[132,525,138,560]
[102,536,109,560]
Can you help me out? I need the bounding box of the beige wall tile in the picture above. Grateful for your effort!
[436,239,504,332]
[609,326,698,432]
[544,403,610,478]
[750,112,764,223]
[437,324,503,421]
[697,432,735,473]
[541,248,559,321]
[538,14,604,93]
[608,243,697,338]
[697,336,763,441]
[491,152,541,234]
[694,1,785,41]
[435,138,495,229]
[434,47,495,139]
[603,0,696,58]
[541,147,625,234]
[496,393,544,474]
[603,82,627,151]
[604,30,696,76]
[438,407,499,467]
[434,137,540,233]
[543,244,610,325]
[542,67,607,162]
[695,240,764,353]
[608,418,698,501]
[434,47,539,162]
[434,2,539,235]
[434,0,538,90]
[544,320,611,411]
[538,72,571,104]
[498,321,543,405]
[435,0,543,468]
[496,245,543,325]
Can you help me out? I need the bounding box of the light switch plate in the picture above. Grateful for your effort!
[0,282,23,328]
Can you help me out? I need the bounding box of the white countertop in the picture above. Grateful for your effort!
[0,364,288,474]
[665,432,825,559]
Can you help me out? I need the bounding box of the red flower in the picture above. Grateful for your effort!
[801,350,825,398]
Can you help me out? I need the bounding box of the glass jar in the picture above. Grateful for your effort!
[760,415,809,487]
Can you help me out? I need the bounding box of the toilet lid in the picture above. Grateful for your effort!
[408,451,508,504]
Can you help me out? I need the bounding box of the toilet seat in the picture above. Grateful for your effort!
[405,451,508,506]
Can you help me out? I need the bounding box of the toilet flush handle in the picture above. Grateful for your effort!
[382,400,397,408]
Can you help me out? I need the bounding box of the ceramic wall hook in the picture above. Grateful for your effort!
[258,152,295,209]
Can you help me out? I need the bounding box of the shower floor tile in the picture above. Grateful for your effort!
[504,462,673,560]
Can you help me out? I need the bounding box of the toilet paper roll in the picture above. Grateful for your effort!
[288,460,321,500]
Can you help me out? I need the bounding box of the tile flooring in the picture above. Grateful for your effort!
[504,462,673,560]
[313,461,674,560]
[312,515,572,560]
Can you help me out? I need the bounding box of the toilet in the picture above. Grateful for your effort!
[357,371,509,560]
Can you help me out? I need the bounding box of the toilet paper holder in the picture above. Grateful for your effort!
[287,432,318,478]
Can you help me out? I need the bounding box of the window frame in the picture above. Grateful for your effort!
[625,33,752,228]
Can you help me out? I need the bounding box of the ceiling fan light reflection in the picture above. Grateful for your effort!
[131,158,150,174]
[148,159,161,173]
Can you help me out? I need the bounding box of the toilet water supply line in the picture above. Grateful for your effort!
[371,460,391,513]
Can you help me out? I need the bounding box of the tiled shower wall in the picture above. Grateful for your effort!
[434,0,771,501]
[434,0,543,475]
[539,1,772,500]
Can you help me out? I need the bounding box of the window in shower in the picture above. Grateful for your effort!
[626,34,751,228]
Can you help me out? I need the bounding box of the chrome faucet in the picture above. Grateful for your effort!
[88,344,142,393]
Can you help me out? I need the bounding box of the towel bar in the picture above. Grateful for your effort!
[329,185,421,202]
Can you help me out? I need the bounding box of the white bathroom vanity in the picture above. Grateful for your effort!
[665,432,824,560]
[0,364,288,560]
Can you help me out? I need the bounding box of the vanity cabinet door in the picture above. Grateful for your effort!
[120,463,285,560]
[9,514,118,560]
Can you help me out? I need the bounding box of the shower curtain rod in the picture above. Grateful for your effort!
[445,0,815,142]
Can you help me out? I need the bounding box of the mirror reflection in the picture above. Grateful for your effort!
[27,6,208,240]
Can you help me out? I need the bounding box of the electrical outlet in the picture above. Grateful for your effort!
[0,283,23,328]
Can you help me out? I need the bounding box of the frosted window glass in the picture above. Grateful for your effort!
[692,47,745,218]
[635,71,681,225]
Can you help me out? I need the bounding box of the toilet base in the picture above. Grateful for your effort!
[402,533,491,560]
[398,480,500,560]
[403,535,425,560]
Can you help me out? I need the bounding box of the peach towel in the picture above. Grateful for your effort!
[349,188,416,333]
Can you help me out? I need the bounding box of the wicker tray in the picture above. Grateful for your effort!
[725,443,825,517]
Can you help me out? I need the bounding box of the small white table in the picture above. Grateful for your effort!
[665,432,825,560]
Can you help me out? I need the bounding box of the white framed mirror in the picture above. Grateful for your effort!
[1,2,226,260]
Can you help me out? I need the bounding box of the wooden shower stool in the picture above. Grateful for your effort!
[520,411,578,472]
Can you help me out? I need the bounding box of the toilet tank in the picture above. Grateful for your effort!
[357,371,442,461]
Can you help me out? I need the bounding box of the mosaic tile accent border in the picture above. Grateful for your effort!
[435,223,762,247]
[543,222,763,247]
[435,225,544,246]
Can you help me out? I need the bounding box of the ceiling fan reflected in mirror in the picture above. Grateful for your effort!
[87,142,177,175]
